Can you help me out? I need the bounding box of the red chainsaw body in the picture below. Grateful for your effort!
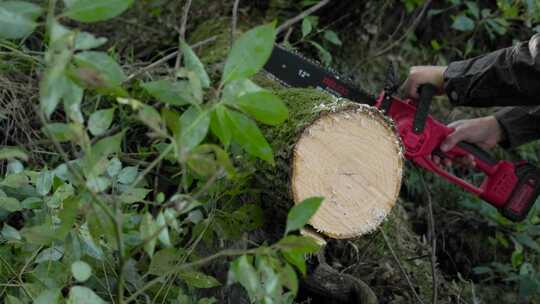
[375,93,519,208]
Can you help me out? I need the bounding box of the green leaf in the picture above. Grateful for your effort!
[224,109,274,164]
[230,256,259,295]
[232,91,288,125]
[42,123,83,143]
[451,14,475,31]
[180,41,210,88]
[88,108,115,136]
[63,79,85,123]
[0,197,21,212]
[74,32,108,50]
[323,30,342,45]
[222,79,263,102]
[67,286,106,304]
[118,188,150,204]
[118,166,138,184]
[285,197,323,234]
[36,169,53,196]
[71,260,92,282]
[40,50,72,118]
[178,106,210,152]
[465,1,479,19]
[0,1,43,39]
[156,212,172,247]
[138,105,163,133]
[35,289,62,304]
[83,132,123,178]
[280,263,298,295]
[5,295,23,304]
[140,212,158,257]
[64,0,134,23]
[149,248,179,275]
[107,158,122,177]
[21,224,57,245]
[210,105,232,146]
[0,146,28,161]
[283,250,306,275]
[1,224,21,241]
[277,235,321,254]
[179,271,221,289]
[57,196,80,239]
[222,23,276,83]
[72,51,127,96]
[302,18,312,37]
[309,41,332,66]
[515,233,540,253]
[142,80,194,106]
[35,246,64,263]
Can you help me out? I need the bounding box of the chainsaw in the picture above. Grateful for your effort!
[263,45,540,222]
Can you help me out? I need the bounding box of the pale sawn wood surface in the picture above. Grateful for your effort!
[292,106,403,239]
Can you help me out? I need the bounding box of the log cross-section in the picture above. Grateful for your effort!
[291,104,403,239]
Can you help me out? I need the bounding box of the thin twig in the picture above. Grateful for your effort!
[422,176,438,304]
[357,0,432,65]
[124,36,217,82]
[381,229,425,304]
[276,0,330,34]
[231,0,240,46]
[175,0,193,70]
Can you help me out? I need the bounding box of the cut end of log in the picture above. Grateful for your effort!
[292,104,403,239]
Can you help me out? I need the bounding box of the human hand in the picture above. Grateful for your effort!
[434,116,504,167]
[402,66,447,99]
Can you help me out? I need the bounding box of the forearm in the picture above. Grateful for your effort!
[443,34,540,107]
[494,106,540,148]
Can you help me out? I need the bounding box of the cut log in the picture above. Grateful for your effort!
[292,105,403,239]
[254,85,404,240]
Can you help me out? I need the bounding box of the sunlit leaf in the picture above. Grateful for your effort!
[156,212,172,247]
[178,106,210,152]
[34,289,62,304]
[0,1,43,39]
[302,18,312,38]
[210,105,232,147]
[0,146,28,161]
[285,197,323,234]
[36,169,53,196]
[71,260,92,282]
[180,40,210,88]
[224,109,273,164]
[222,23,276,83]
[140,212,158,257]
[232,91,288,125]
[277,235,320,253]
[72,51,127,96]
[323,30,342,45]
[67,286,106,304]
[179,271,221,289]
[64,0,134,23]
[0,197,21,212]
[229,256,259,294]
[142,80,194,106]
[88,108,115,136]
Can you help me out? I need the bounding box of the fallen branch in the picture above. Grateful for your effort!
[276,0,330,34]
